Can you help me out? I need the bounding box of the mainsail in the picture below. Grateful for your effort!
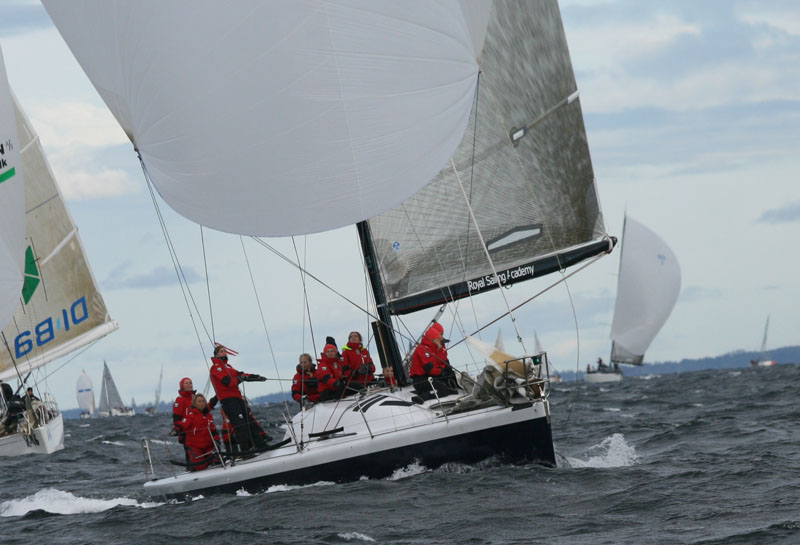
[0,45,25,332]
[609,216,681,365]
[0,91,119,381]
[76,370,95,415]
[365,0,609,314]
[97,361,125,415]
[42,1,492,237]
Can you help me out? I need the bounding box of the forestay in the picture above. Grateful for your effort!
[610,216,681,365]
[365,0,609,314]
[43,0,492,237]
[0,46,25,332]
[0,92,118,381]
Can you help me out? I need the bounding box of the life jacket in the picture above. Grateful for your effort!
[341,343,375,385]
[315,354,342,393]
[292,363,320,402]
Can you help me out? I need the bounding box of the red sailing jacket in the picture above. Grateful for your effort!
[291,364,320,402]
[315,354,342,393]
[175,407,219,469]
[410,331,449,378]
[172,389,195,423]
[341,343,375,386]
[210,357,257,400]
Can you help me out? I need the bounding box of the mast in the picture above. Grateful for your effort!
[356,221,406,385]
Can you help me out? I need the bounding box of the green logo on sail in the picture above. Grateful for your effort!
[22,246,40,304]
[0,166,15,184]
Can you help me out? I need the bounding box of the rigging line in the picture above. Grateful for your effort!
[239,236,291,417]
[140,157,210,366]
[462,69,483,339]
[201,226,215,343]
[450,158,528,353]
[249,236,418,353]
[557,276,582,430]
[1,332,28,387]
[291,236,317,358]
[39,338,101,382]
[448,250,608,350]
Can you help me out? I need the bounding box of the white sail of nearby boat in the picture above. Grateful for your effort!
[45,0,617,496]
[750,316,776,367]
[0,80,119,381]
[2,42,119,455]
[76,370,95,417]
[97,362,134,417]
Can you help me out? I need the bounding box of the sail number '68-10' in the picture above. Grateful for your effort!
[14,296,89,358]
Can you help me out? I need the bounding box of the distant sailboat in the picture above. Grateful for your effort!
[750,316,776,367]
[586,216,681,383]
[76,370,95,418]
[97,362,134,417]
[145,365,163,415]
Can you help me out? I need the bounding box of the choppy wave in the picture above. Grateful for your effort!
[386,462,428,480]
[337,532,376,542]
[565,433,639,468]
[0,489,162,517]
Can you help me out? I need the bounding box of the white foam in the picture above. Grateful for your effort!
[565,433,639,468]
[603,407,621,412]
[386,462,427,480]
[0,489,163,517]
[264,481,335,494]
[729,371,742,376]
[101,440,125,446]
[236,488,251,496]
[337,532,376,542]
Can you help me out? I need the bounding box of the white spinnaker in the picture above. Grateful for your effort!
[76,370,95,414]
[43,0,492,237]
[610,216,681,363]
[0,46,25,331]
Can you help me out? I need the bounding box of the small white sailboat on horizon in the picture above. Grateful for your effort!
[750,316,776,367]
[76,370,95,419]
[585,215,681,384]
[97,362,135,417]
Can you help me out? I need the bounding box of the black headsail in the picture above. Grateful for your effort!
[364,0,612,316]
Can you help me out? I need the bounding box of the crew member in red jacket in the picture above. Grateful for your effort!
[409,322,458,400]
[171,377,195,456]
[315,344,346,401]
[174,394,219,471]
[341,331,375,387]
[382,366,397,388]
[209,344,268,452]
[292,353,320,405]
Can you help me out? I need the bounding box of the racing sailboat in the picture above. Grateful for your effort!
[45,0,615,496]
[76,370,95,418]
[97,362,135,417]
[585,215,681,383]
[0,45,118,456]
[749,316,776,367]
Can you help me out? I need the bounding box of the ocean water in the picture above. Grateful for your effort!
[2,364,798,545]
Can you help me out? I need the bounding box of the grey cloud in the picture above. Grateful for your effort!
[105,262,203,290]
[679,285,724,302]
[756,201,800,224]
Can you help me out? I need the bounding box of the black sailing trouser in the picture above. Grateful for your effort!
[220,397,267,452]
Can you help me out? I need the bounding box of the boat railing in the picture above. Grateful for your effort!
[498,351,551,402]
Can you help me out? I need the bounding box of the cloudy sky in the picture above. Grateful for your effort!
[1,0,799,409]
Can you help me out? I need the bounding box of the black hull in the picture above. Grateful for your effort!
[164,414,555,498]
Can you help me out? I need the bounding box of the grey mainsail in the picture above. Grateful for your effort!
[366,0,609,315]
[97,361,125,415]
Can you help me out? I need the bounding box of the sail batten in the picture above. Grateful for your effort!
[366,0,608,315]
